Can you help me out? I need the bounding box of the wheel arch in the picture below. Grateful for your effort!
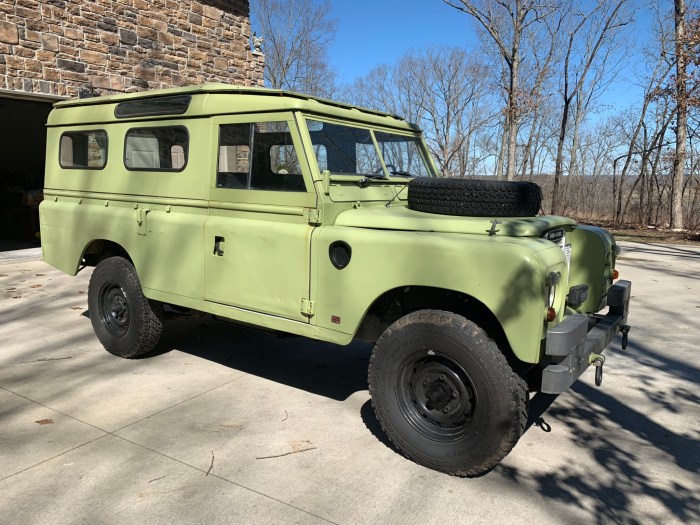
[81,239,133,267]
[355,285,518,365]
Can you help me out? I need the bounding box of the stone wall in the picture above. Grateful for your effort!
[0,0,264,98]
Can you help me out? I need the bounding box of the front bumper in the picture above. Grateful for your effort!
[541,280,631,394]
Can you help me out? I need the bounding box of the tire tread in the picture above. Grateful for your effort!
[407,178,542,217]
[87,256,163,358]
[368,309,527,477]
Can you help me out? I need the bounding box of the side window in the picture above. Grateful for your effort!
[124,126,188,171]
[217,124,250,188]
[217,121,305,192]
[60,130,108,169]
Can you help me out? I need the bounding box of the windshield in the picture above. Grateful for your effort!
[305,119,435,178]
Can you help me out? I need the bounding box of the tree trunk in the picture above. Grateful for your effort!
[495,119,508,179]
[505,55,519,181]
[551,97,569,215]
[673,0,687,230]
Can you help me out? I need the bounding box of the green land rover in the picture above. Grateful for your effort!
[40,84,631,476]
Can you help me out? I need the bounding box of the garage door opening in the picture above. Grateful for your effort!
[0,93,62,252]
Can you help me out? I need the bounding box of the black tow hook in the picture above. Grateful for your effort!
[621,325,631,350]
[590,354,605,387]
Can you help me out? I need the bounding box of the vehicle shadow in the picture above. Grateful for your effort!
[145,314,700,523]
[525,391,558,432]
[154,315,372,402]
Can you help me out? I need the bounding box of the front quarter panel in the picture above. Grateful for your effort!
[314,227,567,363]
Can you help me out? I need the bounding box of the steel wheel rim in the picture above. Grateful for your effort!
[98,281,129,337]
[396,352,477,442]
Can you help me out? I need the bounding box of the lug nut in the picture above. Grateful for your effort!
[442,407,449,414]
[439,374,446,381]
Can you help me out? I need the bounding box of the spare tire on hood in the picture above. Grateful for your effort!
[407,178,542,218]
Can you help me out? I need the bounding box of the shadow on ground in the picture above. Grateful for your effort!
[504,337,700,523]
[150,313,700,523]
[3,249,698,523]
[156,315,372,402]
[513,381,700,524]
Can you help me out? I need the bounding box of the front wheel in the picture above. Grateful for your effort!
[87,256,163,358]
[368,310,527,476]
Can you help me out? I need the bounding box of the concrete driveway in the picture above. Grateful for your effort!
[1,242,698,524]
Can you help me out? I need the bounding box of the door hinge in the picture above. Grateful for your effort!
[301,298,315,318]
[306,208,322,225]
[136,208,151,236]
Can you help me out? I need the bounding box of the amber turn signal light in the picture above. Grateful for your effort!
[546,307,556,322]
[612,269,619,280]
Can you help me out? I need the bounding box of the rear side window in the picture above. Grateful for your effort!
[124,126,188,171]
[60,130,108,169]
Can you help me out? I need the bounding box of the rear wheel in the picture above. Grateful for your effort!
[87,256,163,358]
[368,310,527,476]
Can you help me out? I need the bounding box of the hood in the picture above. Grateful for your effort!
[334,206,576,237]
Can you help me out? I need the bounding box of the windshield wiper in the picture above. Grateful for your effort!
[356,169,416,188]
[356,173,388,188]
[389,170,415,178]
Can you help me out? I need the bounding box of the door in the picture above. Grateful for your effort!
[204,113,318,323]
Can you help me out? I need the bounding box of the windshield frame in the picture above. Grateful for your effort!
[300,115,439,180]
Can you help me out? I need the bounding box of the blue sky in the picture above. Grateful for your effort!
[328,0,652,113]
[329,0,477,83]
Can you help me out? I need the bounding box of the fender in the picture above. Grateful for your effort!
[313,226,568,363]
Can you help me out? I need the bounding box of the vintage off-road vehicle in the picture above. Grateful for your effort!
[40,84,631,476]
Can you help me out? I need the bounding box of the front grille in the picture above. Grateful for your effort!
[544,228,571,270]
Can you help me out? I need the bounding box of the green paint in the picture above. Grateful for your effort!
[41,84,619,366]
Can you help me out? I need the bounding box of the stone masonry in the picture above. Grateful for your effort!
[0,0,264,98]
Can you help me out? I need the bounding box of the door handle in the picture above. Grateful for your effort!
[214,236,225,256]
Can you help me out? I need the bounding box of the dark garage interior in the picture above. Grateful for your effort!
[0,93,58,251]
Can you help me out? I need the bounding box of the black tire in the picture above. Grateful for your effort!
[368,310,528,477]
[87,256,163,358]
[407,178,542,217]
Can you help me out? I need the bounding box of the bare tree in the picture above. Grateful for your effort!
[344,47,493,178]
[411,48,490,176]
[517,10,565,181]
[443,0,553,180]
[550,0,631,214]
[343,61,426,127]
[251,0,338,98]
